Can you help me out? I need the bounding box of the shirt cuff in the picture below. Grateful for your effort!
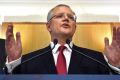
[5,57,21,73]
[104,55,120,74]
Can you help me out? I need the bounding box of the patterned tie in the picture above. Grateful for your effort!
[56,45,67,75]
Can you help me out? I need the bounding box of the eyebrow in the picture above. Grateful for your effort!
[54,12,75,15]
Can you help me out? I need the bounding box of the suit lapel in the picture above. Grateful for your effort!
[68,44,84,74]
[43,46,57,74]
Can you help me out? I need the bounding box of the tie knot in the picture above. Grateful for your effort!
[59,45,66,51]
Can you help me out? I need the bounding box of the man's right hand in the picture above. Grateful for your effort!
[5,24,22,62]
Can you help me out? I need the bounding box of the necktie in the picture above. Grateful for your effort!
[56,45,67,74]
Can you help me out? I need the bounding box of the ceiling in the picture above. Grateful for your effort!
[0,0,120,22]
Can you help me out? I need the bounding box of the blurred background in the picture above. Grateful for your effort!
[1,0,120,55]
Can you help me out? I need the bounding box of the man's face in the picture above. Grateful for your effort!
[47,6,76,39]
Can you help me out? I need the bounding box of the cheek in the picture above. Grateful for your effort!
[51,21,60,31]
[49,24,58,33]
[71,23,76,31]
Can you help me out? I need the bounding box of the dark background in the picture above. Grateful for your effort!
[0,39,6,71]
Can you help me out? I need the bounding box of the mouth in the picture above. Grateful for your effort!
[62,23,70,28]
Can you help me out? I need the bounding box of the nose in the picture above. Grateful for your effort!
[62,14,69,22]
[64,14,69,19]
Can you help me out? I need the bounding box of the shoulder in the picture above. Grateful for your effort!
[73,44,105,62]
[22,45,51,61]
[73,44,102,54]
[0,39,6,69]
[0,38,5,41]
[0,39,5,44]
[0,39,5,48]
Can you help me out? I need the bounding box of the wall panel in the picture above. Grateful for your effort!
[1,22,112,55]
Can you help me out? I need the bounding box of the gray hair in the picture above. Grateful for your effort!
[47,4,75,22]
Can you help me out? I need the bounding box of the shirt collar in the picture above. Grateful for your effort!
[50,41,73,54]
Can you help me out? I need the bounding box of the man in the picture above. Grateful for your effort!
[0,38,6,73]
[5,4,120,74]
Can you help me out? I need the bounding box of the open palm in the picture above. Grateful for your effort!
[104,27,120,67]
[5,24,22,62]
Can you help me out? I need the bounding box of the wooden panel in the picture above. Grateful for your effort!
[73,23,112,52]
[2,22,50,55]
[1,22,112,55]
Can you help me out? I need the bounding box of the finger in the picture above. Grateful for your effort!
[104,37,109,47]
[104,37,110,56]
[6,24,13,34]
[16,32,22,47]
[5,33,12,50]
[112,40,118,49]
[116,27,120,43]
[112,26,117,41]
[6,24,14,39]
[5,24,15,48]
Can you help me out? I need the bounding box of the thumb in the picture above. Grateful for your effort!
[104,37,109,48]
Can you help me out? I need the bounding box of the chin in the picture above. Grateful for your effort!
[62,32,72,36]
[61,29,72,33]
[60,29,74,35]
[62,31,70,34]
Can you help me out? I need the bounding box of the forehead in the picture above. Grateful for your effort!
[52,6,74,15]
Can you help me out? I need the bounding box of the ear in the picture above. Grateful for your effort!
[46,22,51,32]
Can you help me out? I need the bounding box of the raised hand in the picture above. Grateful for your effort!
[5,24,22,62]
[104,27,120,67]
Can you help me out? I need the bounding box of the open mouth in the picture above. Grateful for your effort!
[62,23,70,28]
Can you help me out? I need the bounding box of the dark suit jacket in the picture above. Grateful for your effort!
[0,39,6,73]
[12,44,116,74]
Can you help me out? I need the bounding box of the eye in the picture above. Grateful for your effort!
[55,14,63,18]
[68,14,75,21]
